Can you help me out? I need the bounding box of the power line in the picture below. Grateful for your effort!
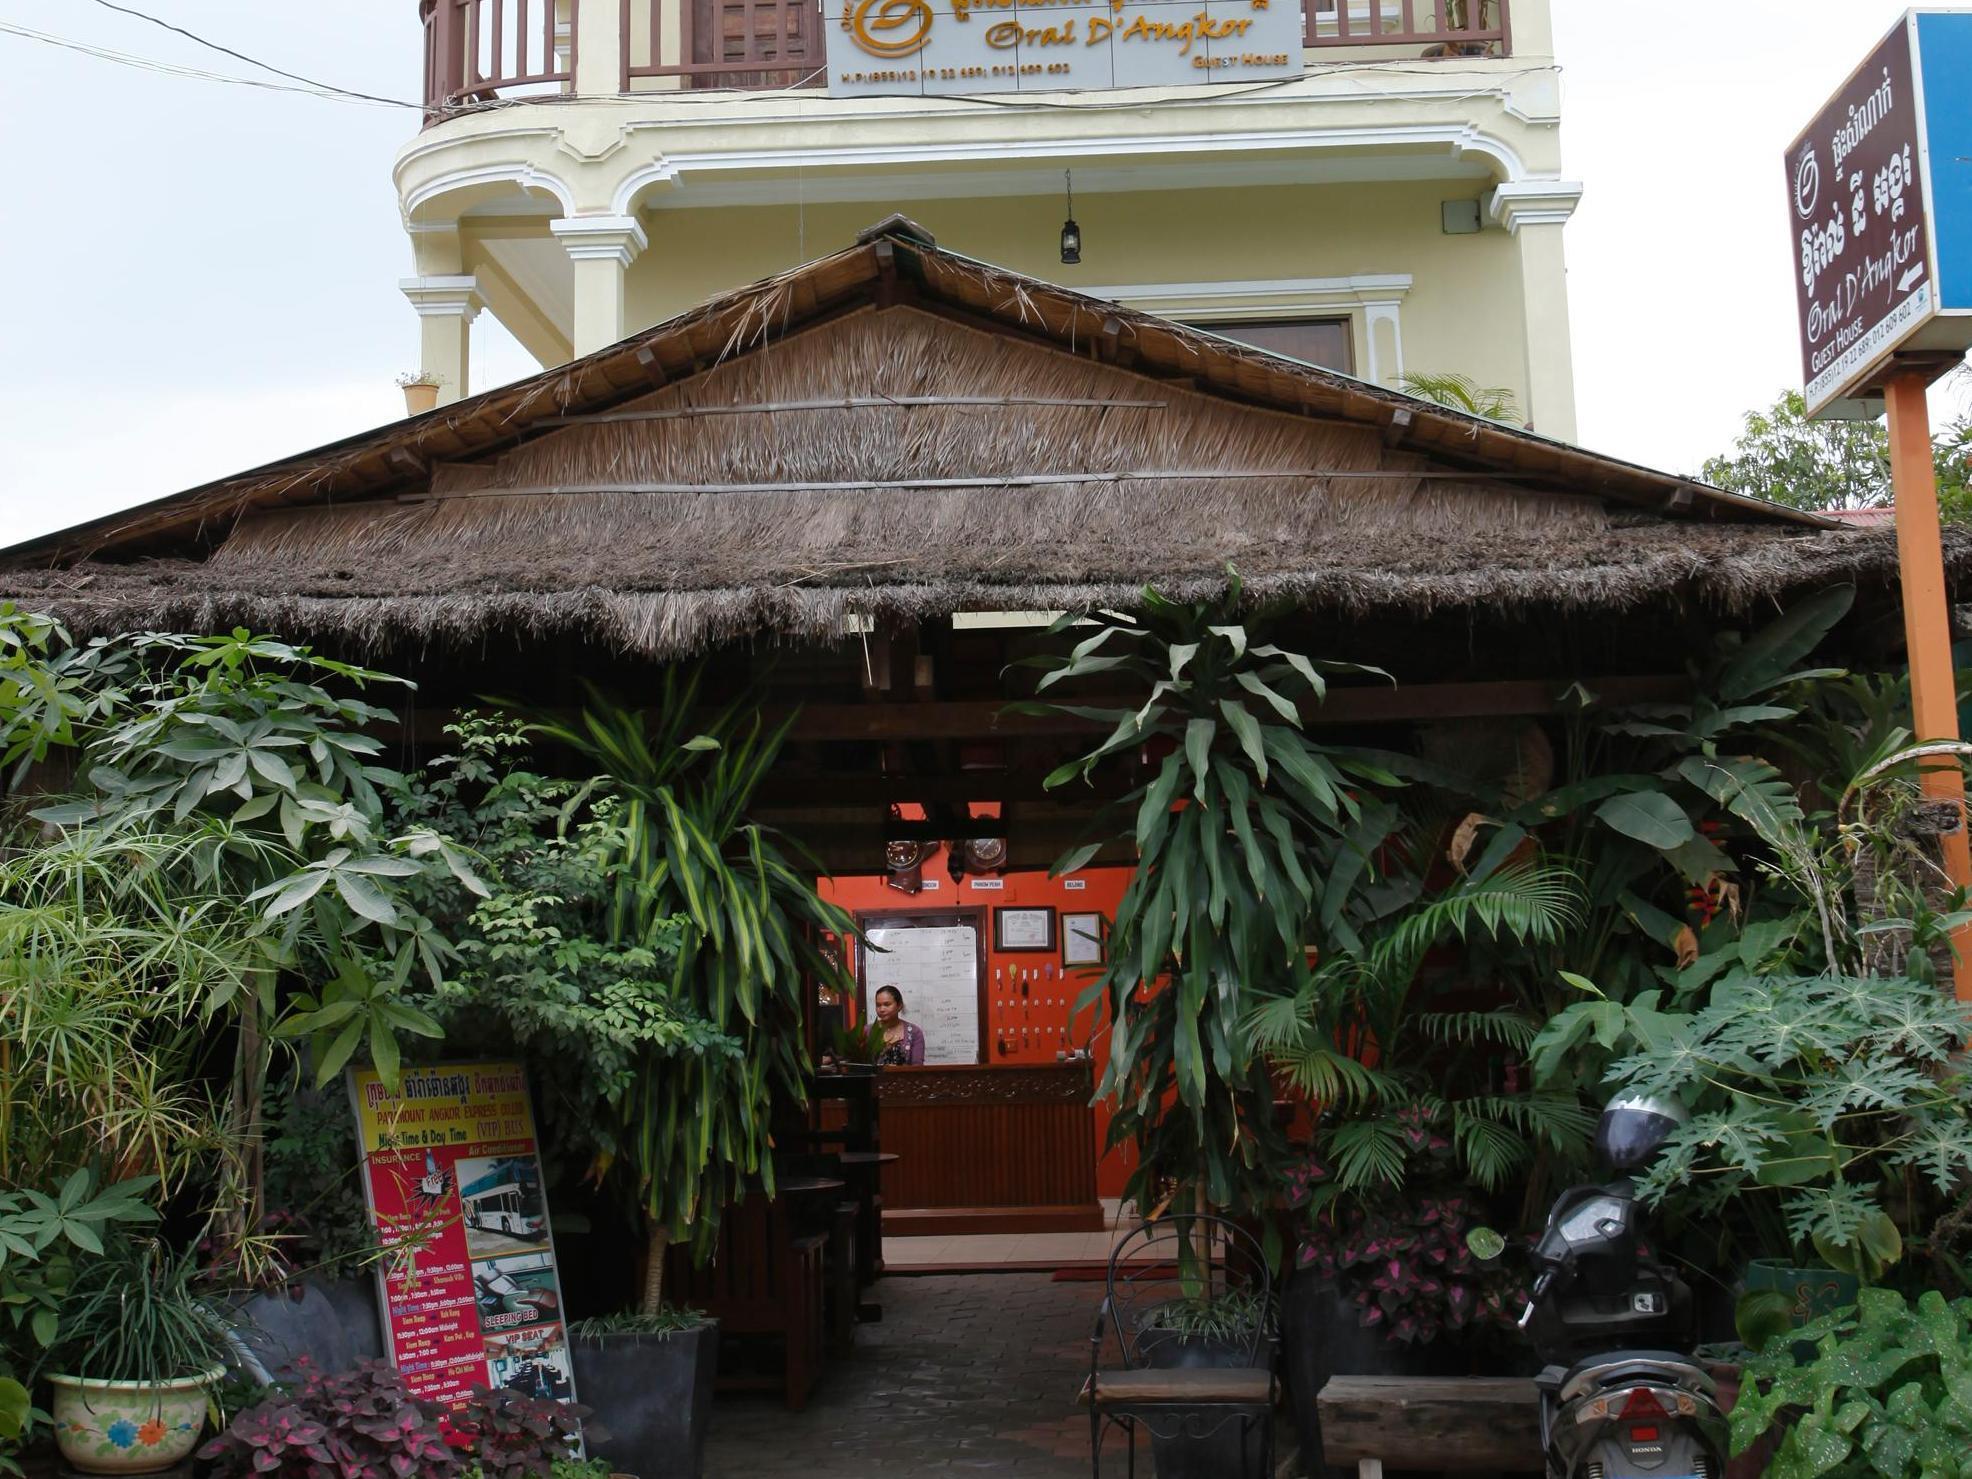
[75,0,418,106]
[85,0,417,106]
[0,19,401,103]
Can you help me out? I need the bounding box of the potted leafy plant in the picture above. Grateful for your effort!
[1422,0,1496,56]
[565,1311,716,1479]
[45,1241,233,1476]
[828,1021,889,1073]
[398,697,855,1479]
[1727,1289,1972,1476]
[201,1360,589,1478]
[397,370,444,416]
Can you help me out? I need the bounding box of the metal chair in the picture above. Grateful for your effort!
[1084,1213,1278,1479]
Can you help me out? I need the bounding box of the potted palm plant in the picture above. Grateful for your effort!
[1422,0,1496,56]
[45,1241,233,1476]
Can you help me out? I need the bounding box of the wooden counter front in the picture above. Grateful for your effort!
[875,1062,1103,1236]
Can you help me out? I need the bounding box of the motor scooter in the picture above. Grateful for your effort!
[1516,1094,1729,1479]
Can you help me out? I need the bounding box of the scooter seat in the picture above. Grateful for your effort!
[1557,1351,1717,1406]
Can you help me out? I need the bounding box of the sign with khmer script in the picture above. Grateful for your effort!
[826,0,1304,98]
[1785,9,1972,416]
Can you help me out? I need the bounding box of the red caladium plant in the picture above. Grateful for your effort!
[201,1360,590,1479]
[202,1360,464,1479]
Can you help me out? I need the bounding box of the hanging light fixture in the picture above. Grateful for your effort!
[1059,170,1081,265]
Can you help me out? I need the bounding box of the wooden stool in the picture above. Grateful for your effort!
[1316,1376,1542,1478]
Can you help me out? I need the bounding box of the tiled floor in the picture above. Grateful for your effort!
[883,1202,1157,1272]
[701,1273,1099,1476]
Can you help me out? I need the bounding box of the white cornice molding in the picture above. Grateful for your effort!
[1485,179,1583,234]
[610,121,1527,215]
[1080,273,1414,315]
[402,161,577,221]
[549,215,649,266]
[399,274,485,320]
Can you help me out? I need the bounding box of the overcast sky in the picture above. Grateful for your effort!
[0,0,1964,548]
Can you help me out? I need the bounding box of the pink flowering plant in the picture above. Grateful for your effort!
[1287,1108,1529,1346]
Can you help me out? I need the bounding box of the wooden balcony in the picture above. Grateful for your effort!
[419,0,1509,115]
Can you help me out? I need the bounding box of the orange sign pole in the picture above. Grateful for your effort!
[1885,370,1972,1003]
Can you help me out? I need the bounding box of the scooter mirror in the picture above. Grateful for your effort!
[1466,1226,1507,1263]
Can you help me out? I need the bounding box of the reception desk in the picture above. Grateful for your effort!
[874,1062,1103,1236]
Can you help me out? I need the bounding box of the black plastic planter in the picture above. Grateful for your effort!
[569,1323,719,1479]
[1279,1275,1462,1476]
[1134,1330,1270,1479]
[231,1278,382,1380]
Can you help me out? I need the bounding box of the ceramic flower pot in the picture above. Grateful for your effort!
[401,381,441,416]
[48,1368,220,1474]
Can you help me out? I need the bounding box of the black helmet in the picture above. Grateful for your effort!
[1595,1092,1688,1171]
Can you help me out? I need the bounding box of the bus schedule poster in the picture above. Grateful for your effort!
[347,1062,578,1410]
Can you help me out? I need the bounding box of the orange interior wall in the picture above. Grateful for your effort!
[819,849,1138,1200]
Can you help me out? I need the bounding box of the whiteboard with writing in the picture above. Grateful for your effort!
[864,923,981,1065]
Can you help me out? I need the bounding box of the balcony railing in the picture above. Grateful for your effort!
[421,0,1508,114]
[1306,0,1508,51]
[422,0,575,114]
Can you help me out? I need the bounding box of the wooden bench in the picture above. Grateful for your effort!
[1316,1376,1542,1478]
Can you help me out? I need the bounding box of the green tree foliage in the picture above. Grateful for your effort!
[0,611,480,1268]
[397,715,726,1185]
[1701,387,1972,516]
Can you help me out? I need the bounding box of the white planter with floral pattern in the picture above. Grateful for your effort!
[48,1367,220,1474]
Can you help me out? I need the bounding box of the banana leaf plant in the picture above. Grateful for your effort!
[526,669,858,1314]
[1020,570,1402,1224]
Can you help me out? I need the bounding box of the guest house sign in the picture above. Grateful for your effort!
[826,0,1304,97]
[1786,9,1972,416]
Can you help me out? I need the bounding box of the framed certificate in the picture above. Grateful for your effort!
[993,905,1056,952]
[1062,911,1107,966]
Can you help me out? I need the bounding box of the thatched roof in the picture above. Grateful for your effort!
[3,217,1929,659]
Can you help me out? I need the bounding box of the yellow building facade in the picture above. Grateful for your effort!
[398,0,1580,436]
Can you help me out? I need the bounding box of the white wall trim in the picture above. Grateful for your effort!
[1485,179,1583,234]
[610,122,1526,215]
[1084,275,1411,387]
[549,215,649,266]
[399,274,486,321]
[1079,273,1412,310]
[403,161,577,221]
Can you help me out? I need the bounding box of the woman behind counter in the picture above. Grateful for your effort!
[872,985,926,1066]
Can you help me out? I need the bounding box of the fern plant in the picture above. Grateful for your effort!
[1247,859,1593,1202]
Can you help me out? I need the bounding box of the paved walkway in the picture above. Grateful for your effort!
[703,1272,1096,1475]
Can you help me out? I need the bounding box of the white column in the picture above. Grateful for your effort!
[1362,300,1406,389]
[550,215,648,357]
[1485,181,1584,442]
[399,274,485,406]
[573,0,625,94]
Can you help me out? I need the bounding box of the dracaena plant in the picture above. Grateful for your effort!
[521,669,858,1313]
[1021,569,1401,1223]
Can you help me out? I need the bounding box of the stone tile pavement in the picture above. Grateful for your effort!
[702,1273,1100,1475]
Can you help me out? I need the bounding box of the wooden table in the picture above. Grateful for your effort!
[875,1062,1102,1236]
[836,1151,898,1302]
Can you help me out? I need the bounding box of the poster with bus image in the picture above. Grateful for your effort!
[347,1062,580,1416]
